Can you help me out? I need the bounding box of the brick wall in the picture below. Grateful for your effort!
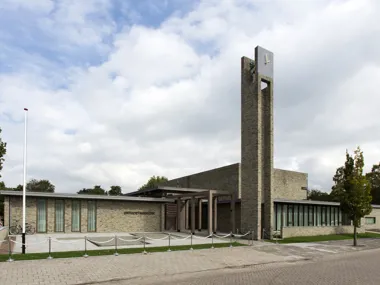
[362,207,380,230]
[281,225,365,238]
[273,169,308,200]
[4,196,165,233]
[217,202,241,234]
[164,163,240,197]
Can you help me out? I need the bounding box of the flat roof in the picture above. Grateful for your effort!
[0,191,175,203]
[126,186,212,196]
[274,198,380,208]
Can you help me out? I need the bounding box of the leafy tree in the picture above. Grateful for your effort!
[307,189,332,201]
[366,163,380,204]
[108,185,122,196]
[332,147,372,246]
[138,175,169,191]
[0,128,6,179]
[26,179,55,193]
[78,185,107,195]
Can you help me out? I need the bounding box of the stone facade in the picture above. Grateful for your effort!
[281,225,365,238]
[362,208,380,230]
[273,169,308,200]
[3,196,165,233]
[240,47,274,240]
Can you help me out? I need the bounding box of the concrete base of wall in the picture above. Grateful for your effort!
[0,227,8,241]
[281,226,365,238]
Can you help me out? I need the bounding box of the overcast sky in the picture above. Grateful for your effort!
[0,0,379,193]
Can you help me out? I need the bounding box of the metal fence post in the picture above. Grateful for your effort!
[114,235,119,256]
[7,236,14,262]
[229,232,233,248]
[167,233,171,252]
[47,237,53,259]
[83,236,88,257]
[190,233,193,250]
[143,235,147,254]
[211,234,214,249]
[251,229,254,246]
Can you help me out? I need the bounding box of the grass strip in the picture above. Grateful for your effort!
[268,232,380,244]
[0,242,245,262]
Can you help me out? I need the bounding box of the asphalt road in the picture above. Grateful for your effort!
[110,248,380,285]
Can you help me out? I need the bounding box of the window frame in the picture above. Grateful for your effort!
[71,200,81,232]
[36,199,48,233]
[54,199,65,232]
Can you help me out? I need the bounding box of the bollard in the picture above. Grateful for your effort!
[211,234,214,249]
[167,233,171,252]
[47,237,53,259]
[83,236,88,258]
[229,232,233,248]
[7,236,14,262]
[114,235,119,256]
[190,233,193,251]
[142,235,147,254]
[251,229,254,246]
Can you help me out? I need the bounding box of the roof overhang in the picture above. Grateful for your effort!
[0,191,175,203]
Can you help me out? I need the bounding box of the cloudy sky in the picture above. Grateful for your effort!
[0,0,379,193]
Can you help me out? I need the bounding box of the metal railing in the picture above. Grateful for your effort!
[2,230,254,262]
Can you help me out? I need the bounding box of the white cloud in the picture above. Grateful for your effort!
[0,0,379,193]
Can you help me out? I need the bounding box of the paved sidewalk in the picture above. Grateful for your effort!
[0,246,304,285]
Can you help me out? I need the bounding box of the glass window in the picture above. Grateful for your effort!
[309,206,313,226]
[71,200,81,232]
[326,207,331,226]
[87,201,96,232]
[338,209,342,225]
[317,206,321,226]
[321,207,326,226]
[299,205,304,226]
[365,217,376,224]
[304,205,308,226]
[288,205,293,226]
[276,204,282,230]
[37,199,47,233]
[55,200,64,232]
[294,205,298,227]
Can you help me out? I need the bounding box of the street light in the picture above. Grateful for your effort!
[22,107,28,254]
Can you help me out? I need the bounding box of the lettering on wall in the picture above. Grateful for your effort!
[124,211,155,215]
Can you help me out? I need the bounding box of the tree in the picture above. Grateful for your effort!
[307,189,332,201]
[0,128,6,179]
[332,147,372,246]
[138,175,169,191]
[108,185,122,196]
[26,179,55,193]
[77,185,107,195]
[366,163,380,204]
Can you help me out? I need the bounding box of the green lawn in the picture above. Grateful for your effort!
[268,232,380,244]
[0,242,245,262]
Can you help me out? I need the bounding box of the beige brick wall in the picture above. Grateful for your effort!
[95,200,163,233]
[5,196,165,233]
[273,169,308,200]
[164,163,240,198]
[281,226,365,238]
[362,208,380,230]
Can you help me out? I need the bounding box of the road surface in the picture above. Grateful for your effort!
[110,248,380,285]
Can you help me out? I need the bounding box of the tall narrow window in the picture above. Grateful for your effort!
[299,205,304,226]
[326,206,331,226]
[72,200,81,232]
[294,205,298,227]
[55,200,64,232]
[87,200,96,232]
[37,199,47,233]
[317,206,321,226]
[283,205,288,227]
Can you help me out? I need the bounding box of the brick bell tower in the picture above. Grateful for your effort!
[240,46,274,240]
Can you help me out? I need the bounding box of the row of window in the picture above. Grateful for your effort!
[274,203,348,230]
[36,199,97,233]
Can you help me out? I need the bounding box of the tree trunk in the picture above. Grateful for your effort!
[353,225,357,246]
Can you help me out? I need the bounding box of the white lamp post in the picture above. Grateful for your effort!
[22,107,28,254]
